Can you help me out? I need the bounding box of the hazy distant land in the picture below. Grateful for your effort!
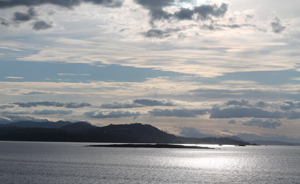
[0,120,299,146]
[88,143,213,149]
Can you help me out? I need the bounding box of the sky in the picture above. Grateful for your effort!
[0,0,300,143]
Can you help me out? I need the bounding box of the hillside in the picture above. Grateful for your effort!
[0,121,250,145]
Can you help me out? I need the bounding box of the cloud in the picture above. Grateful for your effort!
[133,99,175,106]
[13,101,64,108]
[148,108,208,117]
[135,0,228,25]
[271,17,286,33]
[174,8,194,20]
[0,17,10,26]
[142,28,180,38]
[100,102,143,109]
[32,110,73,115]
[2,114,49,122]
[32,20,53,31]
[84,110,141,119]
[65,102,91,108]
[13,7,36,23]
[0,105,14,110]
[100,99,176,109]
[228,119,237,124]
[256,101,267,108]
[13,101,91,108]
[192,3,228,20]
[210,107,284,119]
[286,111,300,119]
[242,119,283,129]
[225,99,267,108]
[0,116,13,124]
[280,101,300,110]
[23,91,50,95]
[226,99,249,106]
[0,0,124,9]
[190,88,298,100]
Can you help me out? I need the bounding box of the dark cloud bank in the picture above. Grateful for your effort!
[242,119,282,129]
[149,108,208,117]
[84,110,141,119]
[271,17,285,33]
[100,99,176,109]
[0,0,124,9]
[135,0,227,23]
[13,101,91,108]
[0,0,123,30]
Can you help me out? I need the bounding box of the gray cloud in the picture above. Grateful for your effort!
[228,119,237,124]
[142,28,180,38]
[135,0,173,23]
[1,111,30,115]
[134,99,175,106]
[23,91,50,95]
[0,17,10,26]
[32,20,53,30]
[0,116,12,124]
[271,17,285,33]
[65,102,91,108]
[13,7,36,22]
[193,3,228,20]
[0,0,123,9]
[242,119,283,129]
[148,108,208,117]
[286,111,300,119]
[101,99,176,109]
[256,101,267,108]
[174,8,194,20]
[280,101,300,110]
[210,107,284,119]
[226,99,249,106]
[32,110,73,115]
[100,102,143,109]
[2,114,49,122]
[13,101,91,108]
[135,0,227,25]
[144,29,165,38]
[0,105,14,110]
[190,88,300,100]
[173,3,228,21]
[13,101,64,108]
[84,110,141,119]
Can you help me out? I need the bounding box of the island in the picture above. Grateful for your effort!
[88,143,213,149]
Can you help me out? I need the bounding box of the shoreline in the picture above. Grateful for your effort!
[87,143,213,149]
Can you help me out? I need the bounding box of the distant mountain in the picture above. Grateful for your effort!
[3,120,72,129]
[225,136,245,142]
[60,122,96,132]
[250,140,300,146]
[0,121,250,145]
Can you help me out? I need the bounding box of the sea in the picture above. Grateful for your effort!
[0,141,299,184]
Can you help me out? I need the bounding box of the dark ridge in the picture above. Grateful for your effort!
[0,121,251,145]
[60,122,95,132]
[3,120,72,129]
[88,143,212,149]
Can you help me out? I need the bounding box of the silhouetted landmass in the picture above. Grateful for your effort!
[0,121,250,145]
[2,120,72,129]
[88,144,212,149]
[250,140,300,146]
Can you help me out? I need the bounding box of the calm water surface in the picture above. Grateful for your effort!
[0,141,299,184]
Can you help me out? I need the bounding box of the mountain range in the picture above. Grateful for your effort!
[0,121,251,145]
